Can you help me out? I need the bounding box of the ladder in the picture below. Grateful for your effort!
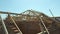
[8,14,23,34]
[37,16,50,34]
[0,14,23,34]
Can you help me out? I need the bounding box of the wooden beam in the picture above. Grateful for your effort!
[0,11,20,15]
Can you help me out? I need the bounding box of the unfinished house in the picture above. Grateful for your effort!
[0,10,60,34]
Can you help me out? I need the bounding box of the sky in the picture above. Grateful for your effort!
[0,0,60,19]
